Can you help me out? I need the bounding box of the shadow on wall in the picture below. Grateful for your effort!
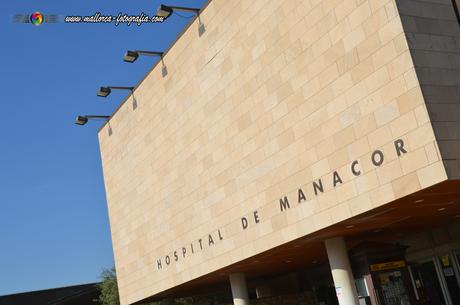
[396,0,460,179]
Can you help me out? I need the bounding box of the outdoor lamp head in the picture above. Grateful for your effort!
[156,4,173,18]
[97,87,111,97]
[123,51,139,63]
[75,115,110,126]
[75,116,89,125]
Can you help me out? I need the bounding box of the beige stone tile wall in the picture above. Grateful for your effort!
[396,0,460,178]
[98,0,451,304]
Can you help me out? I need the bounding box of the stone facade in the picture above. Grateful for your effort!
[98,0,460,304]
[397,0,460,179]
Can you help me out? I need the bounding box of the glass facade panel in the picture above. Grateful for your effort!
[439,254,460,305]
[410,261,446,305]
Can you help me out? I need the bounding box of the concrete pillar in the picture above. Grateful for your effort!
[325,237,359,305]
[229,273,250,305]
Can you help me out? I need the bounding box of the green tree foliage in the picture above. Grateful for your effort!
[98,267,120,305]
[97,267,161,305]
[97,267,230,305]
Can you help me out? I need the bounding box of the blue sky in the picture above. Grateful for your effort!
[0,0,207,295]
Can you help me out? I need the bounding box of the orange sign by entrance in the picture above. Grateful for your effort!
[370,260,406,272]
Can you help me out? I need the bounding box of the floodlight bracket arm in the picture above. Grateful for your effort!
[85,115,111,119]
[108,86,134,91]
[168,6,201,14]
[135,51,164,58]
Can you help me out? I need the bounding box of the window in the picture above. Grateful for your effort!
[355,278,369,297]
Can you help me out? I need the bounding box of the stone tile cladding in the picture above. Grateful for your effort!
[397,0,460,178]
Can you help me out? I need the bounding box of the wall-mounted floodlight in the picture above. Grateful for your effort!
[75,115,110,125]
[123,50,164,63]
[97,86,134,97]
[156,4,200,19]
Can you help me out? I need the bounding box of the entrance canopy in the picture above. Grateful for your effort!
[138,180,460,303]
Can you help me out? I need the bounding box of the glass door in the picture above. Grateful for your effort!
[409,253,460,305]
[376,270,411,305]
[438,254,460,305]
[410,260,447,305]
